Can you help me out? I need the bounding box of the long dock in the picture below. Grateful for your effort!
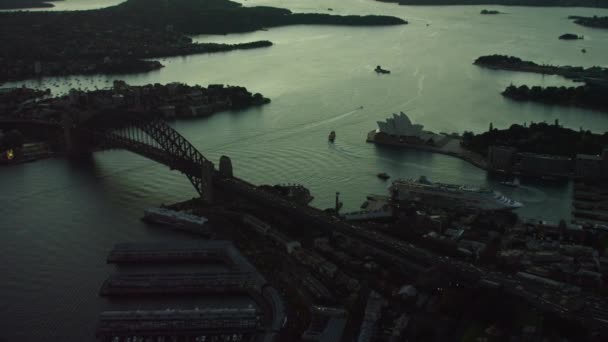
[108,242,234,264]
[106,241,258,273]
[99,272,261,296]
[96,308,260,340]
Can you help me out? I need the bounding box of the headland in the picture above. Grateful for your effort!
[474,55,608,112]
[569,15,608,29]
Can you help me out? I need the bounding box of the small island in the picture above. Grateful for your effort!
[559,33,583,40]
[569,15,608,29]
[480,9,501,15]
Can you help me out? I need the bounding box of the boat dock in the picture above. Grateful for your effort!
[96,308,260,341]
[100,271,261,296]
[107,241,259,273]
[108,242,239,265]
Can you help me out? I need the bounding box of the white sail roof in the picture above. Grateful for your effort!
[377,112,425,137]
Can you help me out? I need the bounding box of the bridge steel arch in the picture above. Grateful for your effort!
[81,113,215,202]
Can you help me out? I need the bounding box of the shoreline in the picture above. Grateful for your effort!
[366,130,587,181]
[375,0,608,8]
[366,130,489,171]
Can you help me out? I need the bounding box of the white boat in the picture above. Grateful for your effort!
[390,176,523,211]
[142,207,208,229]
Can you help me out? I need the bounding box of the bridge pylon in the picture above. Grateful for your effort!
[201,160,215,204]
[219,155,233,178]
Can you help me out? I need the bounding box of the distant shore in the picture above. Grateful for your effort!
[376,0,608,8]
[474,55,608,113]
[474,55,608,81]
[569,15,608,29]
[1,0,405,83]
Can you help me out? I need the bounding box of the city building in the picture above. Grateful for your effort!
[488,145,517,171]
[575,148,608,180]
[517,152,573,177]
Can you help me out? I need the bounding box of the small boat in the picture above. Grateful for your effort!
[377,172,390,180]
[328,8,333,11]
[500,178,520,188]
[375,65,391,74]
[328,131,336,142]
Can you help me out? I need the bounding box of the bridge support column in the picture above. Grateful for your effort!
[201,160,215,204]
[61,112,75,154]
[61,111,90,157]
[219,155,233,178]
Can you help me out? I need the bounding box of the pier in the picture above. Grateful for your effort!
[107,242,251,268]
[100,272,262,296]
[96,308,260,341]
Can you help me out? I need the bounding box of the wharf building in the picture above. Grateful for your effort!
[96,242,286,342]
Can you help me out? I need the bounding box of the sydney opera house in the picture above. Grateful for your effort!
[371,112,436,142]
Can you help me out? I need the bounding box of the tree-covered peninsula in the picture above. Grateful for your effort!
[474,55,608,81]
[0,0,406,82]
[462,121,608,158]
[569,15,608,28]
[502,83,608,113]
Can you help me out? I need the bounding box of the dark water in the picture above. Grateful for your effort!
[2,0,608,340]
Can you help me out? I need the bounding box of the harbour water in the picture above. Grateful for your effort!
[2,0,608,340]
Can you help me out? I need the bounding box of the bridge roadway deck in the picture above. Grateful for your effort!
[216,176,608,333]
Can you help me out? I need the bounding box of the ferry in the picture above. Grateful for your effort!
[375,65,390,74]
[377,172,390,180]
[390,176,523,211]
[328,131,336,142]
[142,207,208,229]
